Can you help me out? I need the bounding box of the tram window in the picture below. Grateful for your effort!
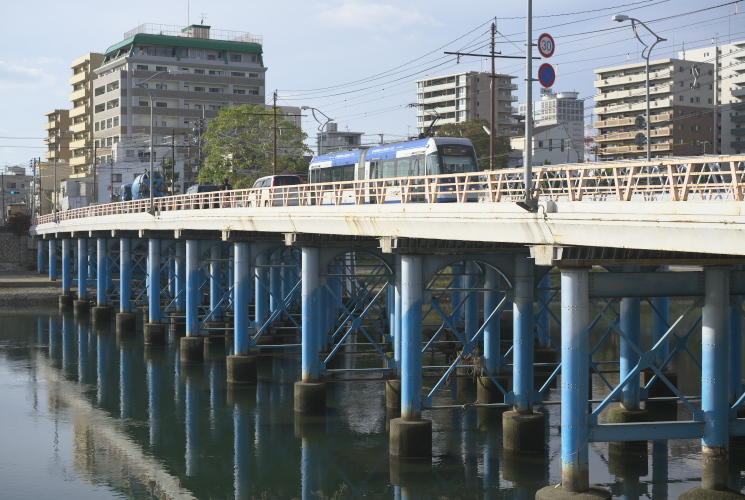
[411,155,425,176]
[332,166,343,182]
[382,159,396,178]
[342,165,354,182]
[426,154,440,175]
[320,169,332,184]
[370,161,380,179]
[398,158,411,176]
[310,169,319,184]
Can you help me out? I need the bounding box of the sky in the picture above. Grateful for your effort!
[0,0,742,170]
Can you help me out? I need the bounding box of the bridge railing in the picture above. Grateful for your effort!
[33,156,745,225]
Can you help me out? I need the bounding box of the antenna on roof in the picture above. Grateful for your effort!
[200,13,207,25]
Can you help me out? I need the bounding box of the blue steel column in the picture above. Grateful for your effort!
[451,263,464,327]
[61,239,71,293]
[77,238,88,300]
[537,274,551,348]
[464,261,478,342]
[234,242,253,355]
[270,251,282,321]
[97,238,107,306]
[620,296,641,410]
[394,255,402,373]
[512,256,534,413]
[210,243,222,321]
[37,241,45,274]
[186,240,200,337]
[49,239,57,281]
[483,267,501,374]
[701,266,731,490]
[301,247,320,382]
[147,238,162,324]
[119,238,132,313]
[401,254,423,420]
[653,295,670,366]
[255,252,269,326]
[175,242,186,313]
[730,295,743,405]
[560,267,590,491]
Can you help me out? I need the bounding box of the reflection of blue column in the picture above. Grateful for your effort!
[513,256,534,413]
[120,347,132,419]
[78,238,88,299]
[730,295,743,403]
[37,241,45,274]
[255,252,269,325]
[210,243,222,320]
[483,267,501,374]
[560,267,590,492]
[148,238,162,324]
[701,267,730,489]
[233,398,252,500]
[97,238,107,306]
[301,247,320,381]
[401,254,423,420]
[78,322,89,384]
[186,240,200,337]
[176,242,186,313]
[97,333,111,406]
[537,274,551,348]
[49,316,61,361]
[620,297,641,410]
[301,436,321,500]
[465,261,478,342]
[651,440,669,499]
[62,313,74,374]
[61,239,71,293]
[120,238,132,313]
[49,239,57,281]
[147,359,161,448]
[185,373,200,476]
[234,242,253,354]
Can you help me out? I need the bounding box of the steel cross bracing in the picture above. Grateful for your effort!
[130,242,150,309]
[31,157,745,226]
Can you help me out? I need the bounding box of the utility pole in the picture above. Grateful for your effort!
[31,158,36,217]
[490,22,496,170]
[109,156,114,201]
[171,129,176,195]
[92,143,97,204]
[273,90,278,175]
[1,173,5,224]
[713,35,719,154]
[37,158,42,215]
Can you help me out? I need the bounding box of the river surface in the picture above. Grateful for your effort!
[1,306,744,499]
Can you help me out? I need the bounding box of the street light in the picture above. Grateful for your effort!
[44,129,74,221]
[136,69,182,214]
[613,14,667,161]
[301,106,333,155]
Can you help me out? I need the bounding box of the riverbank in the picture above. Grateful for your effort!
[0,271,60,307]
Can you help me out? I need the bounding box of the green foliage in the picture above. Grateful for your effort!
[159,157,181,195]
[200,104,311,187]
[436,117,511,170]
[7,212,31,236]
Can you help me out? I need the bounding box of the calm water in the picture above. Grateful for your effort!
[1,306,744,499]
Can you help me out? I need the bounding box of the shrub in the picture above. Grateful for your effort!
[7,213,32,236]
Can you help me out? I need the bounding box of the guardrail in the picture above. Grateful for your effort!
[33,156,745,226]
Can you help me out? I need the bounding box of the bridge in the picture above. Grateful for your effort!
[31,156,745,499]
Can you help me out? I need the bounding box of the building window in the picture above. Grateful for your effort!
[194,104,203,110]
[231,71,246,77]
[233,89,246,94]
[112,174,123,182]
[230,54,242,62]
[208,105,221,111]
[194,69,205,74]
[155,84,167,90]
[561,139,565,152]
[248,90,259,95]
[209,87,223,93]
[136,64,149,70]
[679,96,684,101]
[156,102,167,108]
[208,70,224,76]
[548,139,553,151]
[139,101,149,107]
[248,72,259,78]
[155,66,167,72]
[538,140,543,149]
[194,87,206,92]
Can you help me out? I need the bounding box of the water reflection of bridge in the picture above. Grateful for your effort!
[31,156,745,499]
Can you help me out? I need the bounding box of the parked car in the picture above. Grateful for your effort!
[246,175,303,207]
[186,184,221,208]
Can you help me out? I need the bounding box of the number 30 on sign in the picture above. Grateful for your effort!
[538,33,555,58]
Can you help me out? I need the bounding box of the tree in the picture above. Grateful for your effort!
[199,104,311,188]
[6,212,31,236]
[436,117,511,170]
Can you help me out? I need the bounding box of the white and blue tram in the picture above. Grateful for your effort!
[308,137,479,204]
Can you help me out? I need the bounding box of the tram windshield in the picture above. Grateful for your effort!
[427,145,478,175]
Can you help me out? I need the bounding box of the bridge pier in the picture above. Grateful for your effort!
[503,256,545,454]
[58,238,74,310]
[386,255,402,411]
[74,238,90,316]
[181,239,204,362]
[390,254,432,459]
[255,251,269,328]
[478,266,506,406]
[116,237,137,334]
[295,246,326,414]
[92,237,114,324]
[144,238,166,345]
[49,239,58,282]
[228,241,257,384]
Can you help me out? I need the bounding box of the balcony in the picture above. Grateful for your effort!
[69,106,88,119]
[69,87,87,102]
[731,140,745,148]
[652,140,673,151]
[594,70,672,88]
[732,87,745,98]
[595,84,673,103]
[69,122,86,134]
[732,128,745,136]
[595,99,674,116]
[44,120,60,131]
[499,83,517,90]
[69,70,87,86]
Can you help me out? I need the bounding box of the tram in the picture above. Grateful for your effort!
[308,137,479,204]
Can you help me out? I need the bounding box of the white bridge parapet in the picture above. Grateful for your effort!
[31,156,745,258]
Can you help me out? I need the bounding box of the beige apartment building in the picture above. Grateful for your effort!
[68,53,105,176]
[594,58,715,160]
[414,71,519,138]
[42,109,74,213]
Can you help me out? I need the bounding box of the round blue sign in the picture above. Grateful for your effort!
[538,63,556,88]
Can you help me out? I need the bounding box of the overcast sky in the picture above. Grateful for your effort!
[0,0,742,169]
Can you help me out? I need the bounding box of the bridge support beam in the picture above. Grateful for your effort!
[49,239,58,282]
[74,238,90,316]
[92,237,114,324]
[537,267,611,499]
[479,266,506,406]
[503,256,545,453]
[116,237,136,333]
[209,243,223,323]
[255,251,269,328]
[295,246,326,414]
[37,240,45,275]
[170,241,186,338]
[386,255,402,411]
[144,238,166,345]
[228,242,257,384]
[181,239,204,363]
[58,239,74,310]
[269,250,282,325]
[390,254,432,459]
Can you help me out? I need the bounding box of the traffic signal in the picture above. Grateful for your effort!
[10,190,15,194]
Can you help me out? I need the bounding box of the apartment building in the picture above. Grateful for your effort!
[311,122,364,155]
[88,23,298,200]
[593,58,715,160]
[683,40,745,154]
[68,54,105,177]
[42,109,74,213]
[520,90,585,162]
[414,71,519,138]
[510,123,579,166]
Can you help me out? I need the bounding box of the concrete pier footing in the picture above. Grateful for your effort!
[116,312,137,334]
[180,336,205,363]
[73,299,90,316]
[143,323,167,345]
[59,293,74,310]
[92,306,114,323]
[477,375,509,405]
[227,355,257,384]
[385,380,401,410]
[293,381,326,414]
[609,407,649,450]
[502,410,546,453]
[389,418,432,459]
[535,485,612,500]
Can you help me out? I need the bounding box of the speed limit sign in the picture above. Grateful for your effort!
[538,33,555,58]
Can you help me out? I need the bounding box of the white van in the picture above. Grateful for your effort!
[246,175,303,207]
